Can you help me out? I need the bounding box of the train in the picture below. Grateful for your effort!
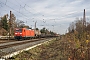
[14,28,59,40]
[14,28,41,40]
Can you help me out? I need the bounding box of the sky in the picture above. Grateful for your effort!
[0,0,90,34]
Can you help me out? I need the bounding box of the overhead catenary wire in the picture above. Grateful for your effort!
[0,1,47,25]
[1,0,90,21]
[0,1,34,22]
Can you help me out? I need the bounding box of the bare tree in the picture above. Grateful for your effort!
[15,19,25,28]
[75,19,83,33]
[68,22,75,33]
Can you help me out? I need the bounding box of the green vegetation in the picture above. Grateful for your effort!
[0,15,8,35]
[40,27,56,35]
[1,15,8,31]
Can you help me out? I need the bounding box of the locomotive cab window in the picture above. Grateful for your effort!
[15,29,22,32]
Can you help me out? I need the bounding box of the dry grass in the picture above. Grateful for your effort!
[8,37,90,60]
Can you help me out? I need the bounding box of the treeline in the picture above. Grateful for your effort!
[68,18,90,41]
[0,14,9,35]
[0,13,30,36]
[40,27,56,35]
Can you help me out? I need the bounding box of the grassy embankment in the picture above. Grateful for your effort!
[8,36,90,60]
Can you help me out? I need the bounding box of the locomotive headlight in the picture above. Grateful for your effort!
[20,33,22,34]
[15,33,17,34]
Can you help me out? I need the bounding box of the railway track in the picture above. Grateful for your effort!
[0,38,55,59]
[0,38,45,49]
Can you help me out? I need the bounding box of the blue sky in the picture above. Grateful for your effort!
[0,0,90,34]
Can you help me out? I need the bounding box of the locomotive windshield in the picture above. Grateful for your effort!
[15,29,22,32]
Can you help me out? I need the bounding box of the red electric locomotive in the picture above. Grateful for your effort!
[14,28,41,40]
[14,28,35,40]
